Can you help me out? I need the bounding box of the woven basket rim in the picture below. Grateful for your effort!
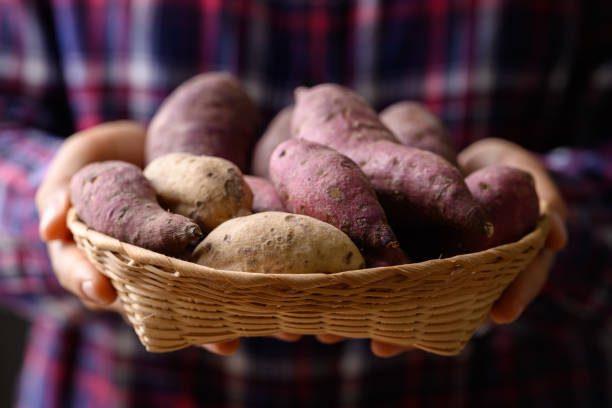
[66,203,551,289]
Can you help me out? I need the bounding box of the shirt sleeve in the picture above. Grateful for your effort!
[0,129,93,321]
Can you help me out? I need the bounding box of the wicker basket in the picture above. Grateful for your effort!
[67,205,551,356]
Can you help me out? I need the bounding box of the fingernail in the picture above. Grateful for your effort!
[39,193,66,238]
[81,280,110,305]
[201,344,226,355]
[39,207,58,235]
[514,305,525,320]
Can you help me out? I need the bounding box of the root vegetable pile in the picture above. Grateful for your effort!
[292,84,495,257]
[70,72,540,272]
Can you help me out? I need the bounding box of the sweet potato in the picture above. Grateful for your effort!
[350,141,493,254]
[291,84,397,152]
[70,161,202,256]
[192,212,366,274]
[292,85,493,255]
[466,165,540,247]
[380,101,458,165]
[362,246,411,268]
[144,153,252,233]
[243,175,284,213]
[146,71,258,171]
[251,106,293,178]
[269,139,398,251]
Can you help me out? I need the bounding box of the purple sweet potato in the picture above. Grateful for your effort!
[362,246,411,268]
[466,165,540,247]
[380,101,458,165]
[70,161,202,256]
[291,84,397,151]
[269,139,399,251]
[146,71,258,171]
[244,175,285,213]
[251,106,293,178]
[292,85,493,255]
[348,141,493,255]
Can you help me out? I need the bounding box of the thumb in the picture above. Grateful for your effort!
[38,187,71,241]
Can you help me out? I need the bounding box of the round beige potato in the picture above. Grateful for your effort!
[192,212,366,274]
[144,153,253,232]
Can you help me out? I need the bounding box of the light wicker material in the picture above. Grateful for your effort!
[67,206,551,356]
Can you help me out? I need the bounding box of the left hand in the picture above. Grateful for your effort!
[316,138,568,358]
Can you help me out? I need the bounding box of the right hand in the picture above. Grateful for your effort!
[35,121,243,355]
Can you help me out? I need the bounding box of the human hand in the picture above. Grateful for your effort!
[457,138,568,324]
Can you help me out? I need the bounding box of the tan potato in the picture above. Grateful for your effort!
[144,153,252,232]
[192,212,366,274]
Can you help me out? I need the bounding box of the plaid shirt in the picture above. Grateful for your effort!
[1,1,612,407]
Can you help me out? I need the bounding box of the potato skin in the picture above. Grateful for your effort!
[466,165,540,247]
[144,153,252,233]
[243,175,285,213]
[380,101,458,165]
[292,84,397,151]
[269,139,399,251]
[352,141,493,254]
[192,212,366,274]
[292,85,493,254]
[70,161,202,256]
[251,106,293,178]
[146,71,258,171]
[362,246,411,268]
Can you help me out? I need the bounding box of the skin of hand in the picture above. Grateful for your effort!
[313,138,569,358]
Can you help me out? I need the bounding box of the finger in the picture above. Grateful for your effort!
[546,211,568,251]
[39,189,71,241]
[370,340,413,358]
[82,297,124,314]
[201,339,240,355]
[272,332,303,342]
[48,241,117,305]
[490,249,556,324]
[315,334,345,344]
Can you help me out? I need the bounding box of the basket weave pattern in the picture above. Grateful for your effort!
[68,207,551,356]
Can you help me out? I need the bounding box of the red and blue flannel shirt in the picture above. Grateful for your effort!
[1,1,612,407]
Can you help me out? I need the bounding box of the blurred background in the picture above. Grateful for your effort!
[0,309,28,407]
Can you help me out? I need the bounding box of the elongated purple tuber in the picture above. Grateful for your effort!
[70,161,202,256]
